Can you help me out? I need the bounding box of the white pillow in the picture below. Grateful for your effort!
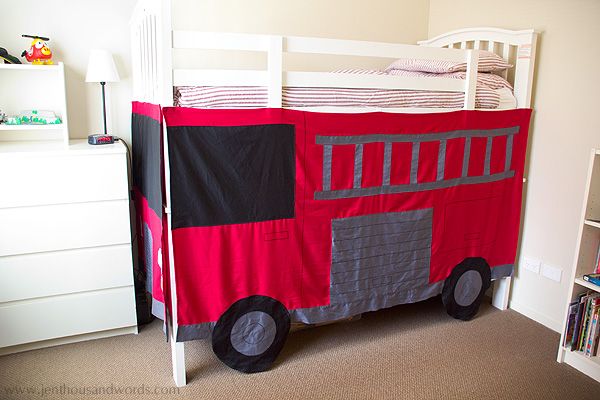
[385,50,512,73]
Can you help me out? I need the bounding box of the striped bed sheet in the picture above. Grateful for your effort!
[174,70,516,110]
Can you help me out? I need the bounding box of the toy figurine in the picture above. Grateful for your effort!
[21,35,53,65]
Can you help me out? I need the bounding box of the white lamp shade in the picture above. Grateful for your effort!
[85,49,120,83]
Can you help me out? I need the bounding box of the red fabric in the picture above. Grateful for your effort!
[132,101,162,122]
[162,107,531,325]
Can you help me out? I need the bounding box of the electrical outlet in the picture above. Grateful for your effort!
[523,257,541,274]
[541,264,562,282]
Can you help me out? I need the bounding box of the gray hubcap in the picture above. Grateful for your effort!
[230,311,277,356]
[454,270,483,307]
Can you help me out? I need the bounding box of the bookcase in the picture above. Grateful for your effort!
[556,148,600,382]
[0,63,69,147]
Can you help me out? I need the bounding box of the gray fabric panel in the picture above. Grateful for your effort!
[410,142,420,184]
[314,171,515,200]
[322,144,332,192]
[327,209,433,314]
[454,270,483,307]
[462,136,471,178]
[353,143,363,189]
[331,247,431,278]
[484,136,492,176]
[315,126,520,145]
[382,142,392,186]
[332,253,430,284]
[151,298,165,320]
[176,322,215,342]
[505,134,514,172]
[332,227,432,255]
[290,282,443,324]
[143,222,153,294]
[437,139,447,181]
[230,311,277,357]
[491,264,514,280]
[332,208,433,240]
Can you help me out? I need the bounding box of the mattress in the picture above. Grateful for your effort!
[173,70,516,110]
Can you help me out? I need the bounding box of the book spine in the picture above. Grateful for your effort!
[586,309,599,357]
[578,298,592,351]
[572,299,586,351]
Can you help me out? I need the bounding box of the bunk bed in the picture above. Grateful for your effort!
[130,0,538,386]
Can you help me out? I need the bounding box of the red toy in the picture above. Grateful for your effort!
[21,34,53,65]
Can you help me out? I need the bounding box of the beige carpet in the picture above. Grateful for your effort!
[1,297,599,400]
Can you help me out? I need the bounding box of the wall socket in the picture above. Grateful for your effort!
[522,257,562,282]
[523,257,541,274]
[541,264,562,282]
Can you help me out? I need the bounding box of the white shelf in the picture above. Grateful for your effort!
[561,348,600,381]
[574,277,600,292]
[0,62,69,147]
[0,63,61,71]
[557,148,600,382]
[585,219,600,229]
[0,124,64,131]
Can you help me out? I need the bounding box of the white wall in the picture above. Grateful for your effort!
[172,0,430,72]
[0,0,137,142]
[429,0,600,332]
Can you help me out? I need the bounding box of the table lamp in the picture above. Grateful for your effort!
[85,49,120,135]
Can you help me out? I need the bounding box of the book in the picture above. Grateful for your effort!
[563,300,579,347]
[571,293,589,351]
[584,301,600,355]
[585,306,600,356]
[583,273,600,287]
[591,309,600,356]
[578,294,600,352]
[594,244,600,274]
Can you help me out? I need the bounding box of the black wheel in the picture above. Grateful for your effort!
[442,258,491,321]
[212,295,290,373]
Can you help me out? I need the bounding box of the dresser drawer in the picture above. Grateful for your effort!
[0,152,128,209]
[0,200,131,256]
[0,287,136,348]
[0,245,133,303]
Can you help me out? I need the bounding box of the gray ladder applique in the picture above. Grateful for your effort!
[315,127,518,200]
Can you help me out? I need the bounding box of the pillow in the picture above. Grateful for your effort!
[386,69,513,90]
[385,50,512,74]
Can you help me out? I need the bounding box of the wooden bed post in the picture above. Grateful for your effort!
[155,0,186,387]
[463,49,479,110]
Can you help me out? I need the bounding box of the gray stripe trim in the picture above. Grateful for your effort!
[491,264,514,280]
[462,136,471,177]
[437,139,447,181]
[410,142,420,184]
[176,322,215,342]
[505,134,514,172]
[315,171,515,200]
[151,298,165,320]
[353,144,363,189]
[382,142,392,186]
[322,144,332,192]
[290,282,443,324]
[315,127,519,145]
[484,136,492,176]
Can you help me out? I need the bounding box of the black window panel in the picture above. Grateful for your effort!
[168,124,295,228]
[131,113,163,218]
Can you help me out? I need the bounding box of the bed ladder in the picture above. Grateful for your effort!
[315,127,519,201]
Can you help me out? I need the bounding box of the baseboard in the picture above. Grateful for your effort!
[509,300,562,333]
[0,325,138,356]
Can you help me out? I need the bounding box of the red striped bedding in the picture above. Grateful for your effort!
[174,69,515,110]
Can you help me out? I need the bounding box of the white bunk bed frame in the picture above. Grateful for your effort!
[130,0,537,386]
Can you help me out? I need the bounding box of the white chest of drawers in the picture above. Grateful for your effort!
[0,140,137,355]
